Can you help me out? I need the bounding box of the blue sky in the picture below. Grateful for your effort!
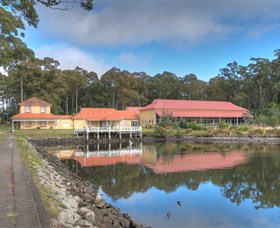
[22,0,280,81]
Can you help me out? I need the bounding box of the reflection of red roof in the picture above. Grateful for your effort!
[19,97,52,106]
[145,152,247,174]
[141,99,248,111]
[156,111,248,118]
[73,155,140,167]
[11,113,57,119]
[126,107,141,115]
[73,108,139,121]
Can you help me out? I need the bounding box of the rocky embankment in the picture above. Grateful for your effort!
[28,141,142,228]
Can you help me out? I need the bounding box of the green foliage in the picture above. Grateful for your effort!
[238,125,250,132]
[218,121,228,129]
[188,122,205,131]
[179,119,188,129]
[154,126,167,137]
[248,128,265,137]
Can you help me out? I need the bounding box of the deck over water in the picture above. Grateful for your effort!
[74,126,142,139]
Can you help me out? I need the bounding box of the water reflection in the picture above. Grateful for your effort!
[50,142,280,227]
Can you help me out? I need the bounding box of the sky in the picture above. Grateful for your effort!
[22,0,280,82]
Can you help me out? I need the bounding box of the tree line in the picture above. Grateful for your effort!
[1,2,280,125]
[2,51,280,126]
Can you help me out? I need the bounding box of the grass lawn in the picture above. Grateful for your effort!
[14,129,74,139]
[0,125,10,144]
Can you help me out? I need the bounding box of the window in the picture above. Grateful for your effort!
[25,121,31,127]
[40,106,46,113]
[25,106,30,113]
[40,121,47,127]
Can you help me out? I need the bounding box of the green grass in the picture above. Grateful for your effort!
[0,125,9,144]
[16,137,59,219]
[14,129,73,139]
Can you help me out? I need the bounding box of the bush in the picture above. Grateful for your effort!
[268,116,279,127]
[154,126,167,137]
[238,125,250,132]
[185,128,193,134]
[218,121,228,129]
[179,119,188,129]
[188,122,205,131]
[248,128,265,136]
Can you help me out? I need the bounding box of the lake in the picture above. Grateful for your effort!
[49,141,280,227]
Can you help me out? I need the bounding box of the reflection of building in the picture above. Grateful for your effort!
[56,144,248,173]
[145,152,247,174]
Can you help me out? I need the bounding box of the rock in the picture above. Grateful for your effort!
[96,193,103,201]
[85,211,95,223]
[57,209,80,226]
[95,199,106,208]
[61,197,78,210]
[77,207,91,216]
[75,219,93,227]
[84,193,93,202]
[55,181,64,188]
[74,195,82,204]
[66,181,72,187]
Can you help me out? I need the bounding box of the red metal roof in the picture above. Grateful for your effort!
[141,99,248,111]
[126,107,141,115]
[11,113,58,119]
[19,97,52,107]
[156,110,248,118]
[73,108,139,121]
[105,110,139,121]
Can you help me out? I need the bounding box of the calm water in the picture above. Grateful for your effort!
[49,142,280,227]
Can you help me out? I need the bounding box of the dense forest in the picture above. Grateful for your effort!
[2,52,280,126]
[1,2,280,126]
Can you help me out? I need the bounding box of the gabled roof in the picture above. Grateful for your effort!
[126,107,141,115]
[73,108,115,121]
[56,115,74,119]
[19,97,52,107]
[140,99,248,111]
[105,110,139,121]
[11,113,57,120]
[73,108,139,121]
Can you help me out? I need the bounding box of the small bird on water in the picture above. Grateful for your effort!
[166,211,171,219]
[177,201,182,206]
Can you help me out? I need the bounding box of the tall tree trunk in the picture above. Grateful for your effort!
[76,88,79,113]
[65,95,69,115]
[20,75,23,102]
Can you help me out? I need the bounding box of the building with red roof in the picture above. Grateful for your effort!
[11,97,140,130]
[139,99,251,127]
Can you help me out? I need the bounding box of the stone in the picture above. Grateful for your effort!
[55,182,64,188]
[61,197,78,210]
[75,219,93,227]
[57,209,75,226]
[77,207,91,216]
[96,193,103,201]
[84,193,93,202]
[85,211,95,223]
[74,195,82,204]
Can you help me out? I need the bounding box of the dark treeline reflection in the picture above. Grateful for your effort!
[62,142,280,209]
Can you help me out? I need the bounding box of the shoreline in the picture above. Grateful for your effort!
[29,135,280,147]
[26,135,280,227]
[27,140,143,228]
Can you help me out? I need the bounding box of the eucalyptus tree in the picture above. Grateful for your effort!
[180,74,207,100]
[147,71,181,101]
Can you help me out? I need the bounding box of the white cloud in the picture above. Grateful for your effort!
[34,43,109,77]
[34,1,280,47]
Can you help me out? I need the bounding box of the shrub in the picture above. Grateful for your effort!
[185,128,193,134]
[248,128,265,136]
[268,116,279,127]
[238,125,250,132]
[154,126,167,137]
[218,121,228,129]
[188,122,205,131]
[179,119,188,129]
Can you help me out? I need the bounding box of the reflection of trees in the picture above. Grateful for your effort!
[63,143,280,209]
